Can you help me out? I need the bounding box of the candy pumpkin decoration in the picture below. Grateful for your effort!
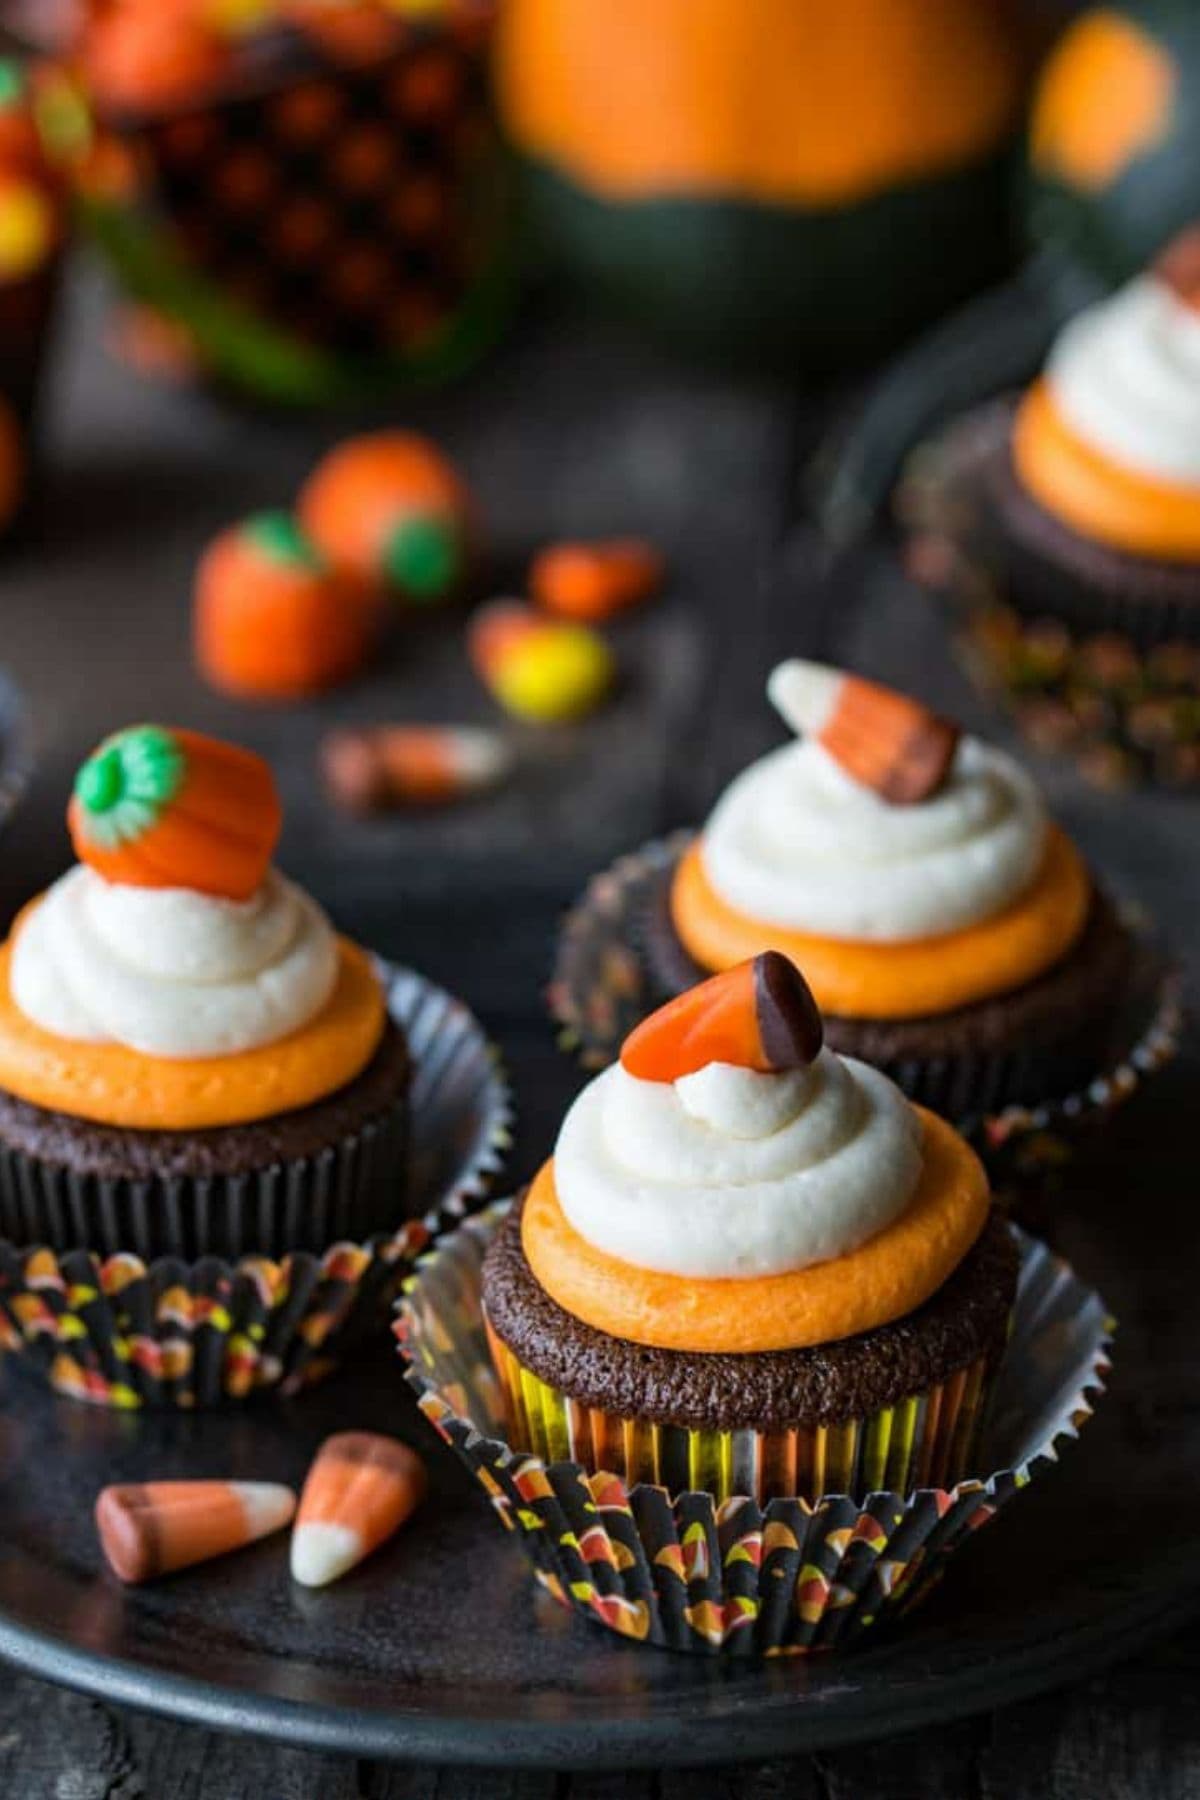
[496,0,1026,365]
[194,510,378,699]
[68,725,282,900]
[298,431,471,605]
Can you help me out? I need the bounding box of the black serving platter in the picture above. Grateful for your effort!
[0,1042,1198,1781]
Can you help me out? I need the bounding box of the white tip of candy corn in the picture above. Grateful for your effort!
[290,1521,361,1589]
[767,660,842,739]
[449,728,514,789]
[235,1482,298,1538]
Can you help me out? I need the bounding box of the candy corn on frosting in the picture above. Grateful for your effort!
[1012,230,1200,564]
[483,957,1016,1499]
[668,660,1090,1021]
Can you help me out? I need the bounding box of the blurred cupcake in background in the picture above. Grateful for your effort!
[551,663,1178,1173]
[0,57,67,541]
[901,227,1200,788]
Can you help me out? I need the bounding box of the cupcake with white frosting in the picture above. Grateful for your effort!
[485,954,1018,1504]
[0,723,410,1261]
[640,660,1143,1122]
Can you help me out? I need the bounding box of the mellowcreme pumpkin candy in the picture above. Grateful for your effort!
[0,724,412,1261]
[637,660,1146,1123]
[483,955,1018,1504]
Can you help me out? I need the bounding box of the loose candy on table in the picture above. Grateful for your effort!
[298,431,471,606]
[0,173,59,280]
[529,538,664,623]
[768,658,960,805]
[321,724,512,812]
[468,599,615,724]
[83,3,235,112]
[96,1481,296,1584]
[621,952,824,1084]
[291,1431,427,1588]
[194,509,378,700]
[0,61,53,181]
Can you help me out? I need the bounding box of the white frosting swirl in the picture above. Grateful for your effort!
[554,1050,922,1279]
[11,866,338,1058]
[701,736,1046,942]
[1046,274,1200,486]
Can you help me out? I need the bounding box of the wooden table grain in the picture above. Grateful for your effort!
[0,267,1195,1798]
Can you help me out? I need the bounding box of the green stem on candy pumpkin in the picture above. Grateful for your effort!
[73,725,185,849]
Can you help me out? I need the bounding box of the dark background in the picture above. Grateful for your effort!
[0,247,1196,1795]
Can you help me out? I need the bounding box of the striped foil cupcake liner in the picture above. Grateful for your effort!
[395,1204,1112,1656]
[547,836,1182,1200]
[483,1321,997,1507]
[898,402,1200,789]
[0,961,512,1409]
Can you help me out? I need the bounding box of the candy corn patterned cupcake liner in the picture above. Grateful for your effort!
[547,835,1182,1198]
[396,1205,1111,1656]
[0,962,512,1408]
[898,403,1200,790]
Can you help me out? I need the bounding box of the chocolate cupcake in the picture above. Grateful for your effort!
[486,956,1017,1504]
[633,660,1156,1123]
[0,724,409,1260]
[901,228,1200,787]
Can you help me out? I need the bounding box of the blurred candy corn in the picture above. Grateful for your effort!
[194,509,379,700]
[468,599,614,724]
[291,1431,427,1587]
[529,538,663,623]
[622,953,823,1083]
[299,431,471,606]
[96,1480,296,1584]
[321,723,512,812]
[768,659,960,805]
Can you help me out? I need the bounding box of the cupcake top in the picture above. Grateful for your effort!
[519,955,990,1353]
[1012,226,1200,563]
[0,725,385,1128]
[670,662,1090,1019]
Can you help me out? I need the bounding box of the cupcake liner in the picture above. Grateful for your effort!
[0,961,512,1407]
[898,403,1200,789]
[547,837,1182,1195]
[395,1204,1112,1655]
[483,1320,997,1507]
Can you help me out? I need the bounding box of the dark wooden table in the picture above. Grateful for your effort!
[0,266,1195,1797]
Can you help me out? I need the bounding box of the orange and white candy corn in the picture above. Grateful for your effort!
[468,599,614,724]
[529,538,664,623]
[768,659,960,805]
[622,952,823,1083]
[321,724,512,813]
[96,1481,296,1584]
[291,1432,427,1588]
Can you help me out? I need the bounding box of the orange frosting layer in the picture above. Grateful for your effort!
[0,927,385,1131]
[1013,379,1200,562]
[670,825,1089,1020]
[521,1110,989,1353]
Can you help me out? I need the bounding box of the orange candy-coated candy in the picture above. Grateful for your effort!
[298,431,471,605]
[84,4,233,111]
[529,538,664,622]
[96,1480,296,1584]
[621,952,823,1083]
[195,510,378,700]
[291,1432,427,1587]
[68,724,282,901]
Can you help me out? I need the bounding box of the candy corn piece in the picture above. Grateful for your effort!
[291,1432,427,1588]
[529,539,664,623]
[96,1481,296,1584]
[1156,226,1200,311]
[768,659,960,804]
[321,724,512,812]
[621,952,823,1083]
[468,599,614,724]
